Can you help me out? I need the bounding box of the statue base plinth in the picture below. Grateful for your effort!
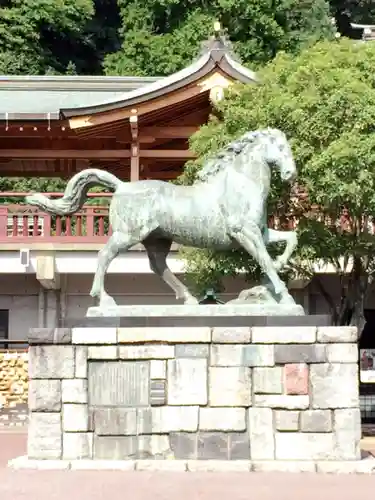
[74,304,332,328]
[86,303,305,318]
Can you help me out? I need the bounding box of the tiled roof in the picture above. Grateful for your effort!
[0,75,158,116]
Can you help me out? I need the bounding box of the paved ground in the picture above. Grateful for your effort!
[1,431,375,500]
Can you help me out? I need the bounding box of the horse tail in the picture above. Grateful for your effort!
[25,169,122,216]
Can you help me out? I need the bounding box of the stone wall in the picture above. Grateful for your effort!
[27,325,362,465]
[0,350,28,408]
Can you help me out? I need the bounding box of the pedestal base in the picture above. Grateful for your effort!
[8,456,375,474]
[86,303,305,318]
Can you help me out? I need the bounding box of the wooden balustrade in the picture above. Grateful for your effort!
[0,193,112,243]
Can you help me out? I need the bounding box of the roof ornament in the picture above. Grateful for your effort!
[199,21,242,63]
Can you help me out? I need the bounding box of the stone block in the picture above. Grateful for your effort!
[75,346,88,378]
[284,363,309,395]
[229,432,250,460]
[198,432,229,460]
[138,435,172,459]
[118,327,211,343]
[316,458,375,474]
[29,345,75,379]
[252,326,316,344]
[199,408,246,431]
[136,460,187,472]
[242,345,274,367]
[187,460,251,472]
[317,326,357,343]
[252,461,316,473]
[275,410,300,431]
[62,404,88,432]
[8,456,70,470]
[300,410,332,433]
[253,367,283,394]
[310,363,359,409]
[254,395,309,409]
[326,344,358,363]
[248,408,274,459]
[167,359,207,405]
[333,408,362,460]
[95,408,137,435]
[210,345,244,366]
[62,379,88,404]
[138,406,199,433]
[28,379,61,412]
[88,361,149,407]
[63,432,93,460]
[87,346,118,360]
[70,460,135,471]
[72,327,117,344]
[169,432,197,459]
[94,436,138,459]
[150,360,166,379]
[28,412,62,459]
[119,345,175,359]
[29,328,72,345]
[212,327,251,343]
[275,432,336,460]
[209,367,251,407]
[175,344,209,358]
[150,379,167,406]
[275,345,326,364]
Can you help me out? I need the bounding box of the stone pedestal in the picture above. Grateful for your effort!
[9,322,374,473]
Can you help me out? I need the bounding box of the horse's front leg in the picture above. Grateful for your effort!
[229,222,294,304]
[264,228,298,271]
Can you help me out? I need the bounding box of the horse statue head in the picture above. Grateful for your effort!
[196,128,297,184]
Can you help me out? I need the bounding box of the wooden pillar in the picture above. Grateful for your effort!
[130,113,140,182]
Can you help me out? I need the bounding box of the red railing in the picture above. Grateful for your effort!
[0,193,111,243]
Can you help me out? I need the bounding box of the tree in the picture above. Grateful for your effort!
[104,0,334,77]
[330,0,375,38]
[0,0,117,75]
[179,38,375,328]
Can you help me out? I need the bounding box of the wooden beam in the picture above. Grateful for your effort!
[140,126,198,139]
[141,150,196,160]
[130,114,140,182]
[142,171,180,180]
[68,84,206,130]
[0,149,130,159]
[0,137,118,149]
[0,149,196,160]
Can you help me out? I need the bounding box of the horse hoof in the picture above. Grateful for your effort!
[184,296,199,305]
[279,293,296,305]
[99,295,118,309]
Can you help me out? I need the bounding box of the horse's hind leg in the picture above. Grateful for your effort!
[229,222,295,305]
[144,238,199,305]
[90,231,138,308]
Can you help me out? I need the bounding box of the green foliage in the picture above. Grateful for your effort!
[0,0,122,75]
[105,0,334,76]
[179,38,375,324]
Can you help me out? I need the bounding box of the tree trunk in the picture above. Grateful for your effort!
[348,257,367,334]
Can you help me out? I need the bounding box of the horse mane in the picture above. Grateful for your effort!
[195,128,279,183]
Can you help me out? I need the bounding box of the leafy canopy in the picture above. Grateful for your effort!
[104,0,334,76]
[179,38,375,323]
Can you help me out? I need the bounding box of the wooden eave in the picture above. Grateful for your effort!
[62,38,257,130]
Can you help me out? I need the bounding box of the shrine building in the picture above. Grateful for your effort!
[0,26,373,426]
[0,27,371,349]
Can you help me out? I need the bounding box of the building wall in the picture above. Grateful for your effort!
[0,273,254,341]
